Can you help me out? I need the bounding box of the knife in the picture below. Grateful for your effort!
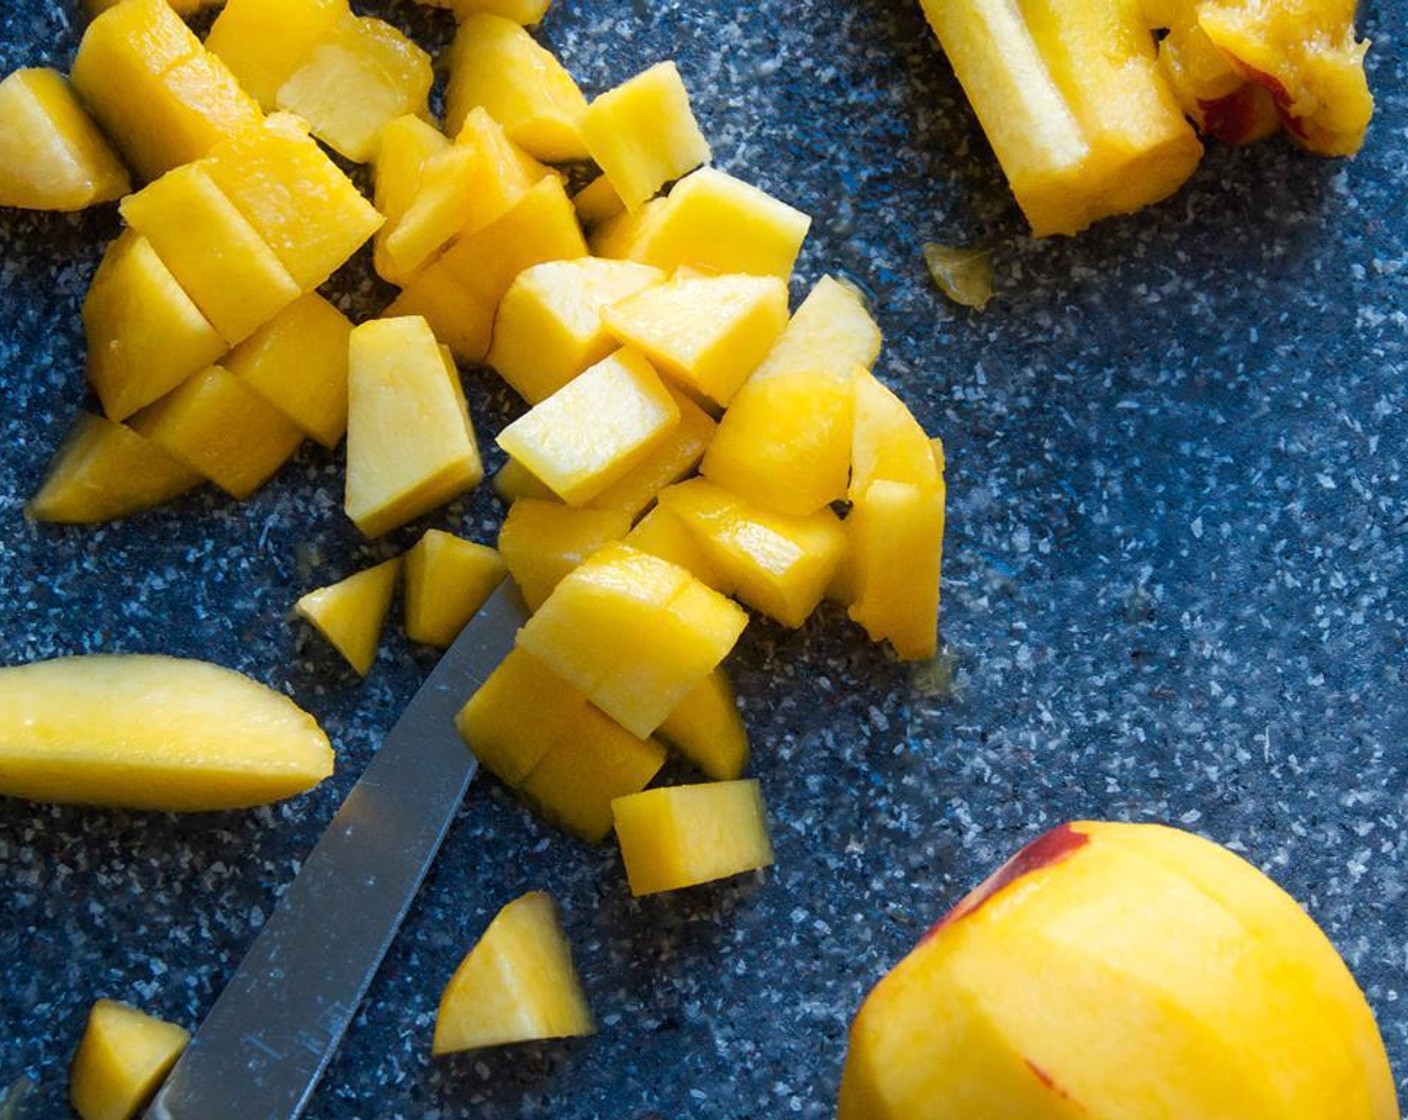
[144,581,528,1120]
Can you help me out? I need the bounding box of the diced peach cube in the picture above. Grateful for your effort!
[518,716,667,842]
[119,164,302,345]
[455,648,577,785]
[607,168,811,280]
[27,414,202,525]
[612,780,774,896]
[387,175,586,364]
[585,387,717,519]
[82,231,227,422]
[455,647,665,841]
[445,14,589,162]
[588,197,668,260]
[0,69,129,211]
[71,0,263,181]
[850,368,943,493]
[432,892,594,1056]
[383,108,546,280]
[371,115,451,285]
[488,258,665,404]
[572,175,626,228]
[294,557,402,676]
[276,14,433,163]
[403,530,506,648]
[657,668,749,781]
[202,113,384,293]
[603,272,788,407]
[517,542,748,737]
[69,999,189,1120]
[222,293,353,449]
[496,349,680,506]
[492,458,559,505]
[345,318,484,537]
[701,276,879,515]
[624,505,729,591]
[129,366,304,499]
[496,499,632,611]
[439,0,552,25]
[658,478,847,629]
[578,61,711,212]
[207,0,348,110]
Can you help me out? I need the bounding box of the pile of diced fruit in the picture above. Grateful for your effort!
[0,0,946,1112]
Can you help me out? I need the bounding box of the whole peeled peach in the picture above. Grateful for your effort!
[838,821,1398,1120]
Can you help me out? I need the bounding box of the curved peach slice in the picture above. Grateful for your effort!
[0,655,333,811]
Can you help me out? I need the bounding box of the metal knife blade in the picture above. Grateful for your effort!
[145,581,528,1120]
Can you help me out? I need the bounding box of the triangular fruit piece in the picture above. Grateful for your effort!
[432,891,595,1055]
[69,998,189,1120]
[294,557,401,675]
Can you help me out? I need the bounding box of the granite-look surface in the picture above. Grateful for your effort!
[2,1,1407,1116]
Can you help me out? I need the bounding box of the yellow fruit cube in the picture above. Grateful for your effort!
[624,505,728,590]
[496,349,680,506]
[445,14,589,162]
[433,892,594,1056]
[488,258,665,404]
[202,113,384,293]
[372,114,450,284]
[622,168,812,279]
[519,715,667,842]
[657,668,749,780]
[589,197,667,260]
[384,108,545,280]
[118,164,301,345]
[612,780,774,896]
[850,368,942,493]
[0,68,129,211]
[492,458,559,505]
[71,0,263,182]
[578,61,711,212]
[345,318,484,537]
[69,999,189,1120]
[455,648,574,785]
[603,273,789,407]
[206,0,348,110]
[82,231,226,421]
[753,275,883,383]
[659,479,846,628]
[276,15,433,163]
[222,293,353,449]
[27,414,202,524]
[497,499,632,611]
[701,277,880,514]
[517,542,748,737]
[294,557,402,676]
[585,387,717,519]
[403,530,506,648]
[572,175,625,228]
[846,479,946,662]
[387,175,586,363]
[129,366,304,499]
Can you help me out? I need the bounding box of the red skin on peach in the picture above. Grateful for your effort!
[924,823,1090,943]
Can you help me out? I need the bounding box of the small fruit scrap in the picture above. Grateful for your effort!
[0,68,129,211]
[612,780,774,896]
[294,557,402,676]
[921,0,1373,234]
[0,655,333,811]
[70,999,190,1120]
[433,891,595,1055]
[837,821,1400,1119]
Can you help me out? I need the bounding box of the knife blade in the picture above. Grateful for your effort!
[144,581,528,1120]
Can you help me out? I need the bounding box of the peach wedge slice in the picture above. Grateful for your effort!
[0,654,333,811]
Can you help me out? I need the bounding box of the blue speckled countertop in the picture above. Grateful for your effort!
[2,1,1407,1117]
